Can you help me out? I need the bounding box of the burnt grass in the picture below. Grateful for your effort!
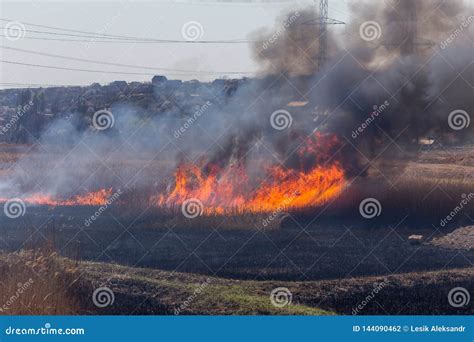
[1,207,473,315]
[0,146,473,314]
[2,207,473,281]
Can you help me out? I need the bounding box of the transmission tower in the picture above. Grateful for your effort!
[304,0,345,68]
[381,0,434,55]
[403,0,417,54]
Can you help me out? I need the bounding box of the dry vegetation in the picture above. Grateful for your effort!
[0,248,81,314]
[0,145,472,315]
[1,250,471,315]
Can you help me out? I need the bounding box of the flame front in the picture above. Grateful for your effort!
[1,133,346,214]
[159,133,346,214]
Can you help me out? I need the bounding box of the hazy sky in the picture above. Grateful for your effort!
[0,0,351,88]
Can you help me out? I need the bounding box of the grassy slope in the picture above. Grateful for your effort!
[1,251,472,315]
[76,259,333,315]
[74,258,472,315]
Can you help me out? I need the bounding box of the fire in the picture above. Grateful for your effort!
[159,133,346,213]
[247,164,344,212]
[0,189,113,207]
[1,133,346,214]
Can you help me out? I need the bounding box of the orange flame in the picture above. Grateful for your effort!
[159,133,346,213]
[1,133,346,214]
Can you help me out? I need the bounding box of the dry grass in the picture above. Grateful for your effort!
[1,144,473,229]
[0,248,81,315]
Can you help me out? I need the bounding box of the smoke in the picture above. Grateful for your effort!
[1,0,473,206]
[250,0,473,172]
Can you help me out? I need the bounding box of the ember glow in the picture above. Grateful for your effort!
[158,132,346,214]
[1,134,346,214]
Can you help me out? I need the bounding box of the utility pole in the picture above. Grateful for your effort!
[402,0,417,55]
[381,0,434,55]
[318,0,329,68]
[304,0,345,68]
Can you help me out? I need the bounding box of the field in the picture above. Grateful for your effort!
[0,143,473,315]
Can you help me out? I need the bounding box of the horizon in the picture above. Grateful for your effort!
[0,0,350,89]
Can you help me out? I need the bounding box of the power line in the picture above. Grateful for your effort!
[0,19,260,43]
[0,26,155,41]
[0,27,255,43]
[0,18,154,41]
[0,59,155,75]
[0,33,257,44]
[0,46,254,75]
[0,59,252,76]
